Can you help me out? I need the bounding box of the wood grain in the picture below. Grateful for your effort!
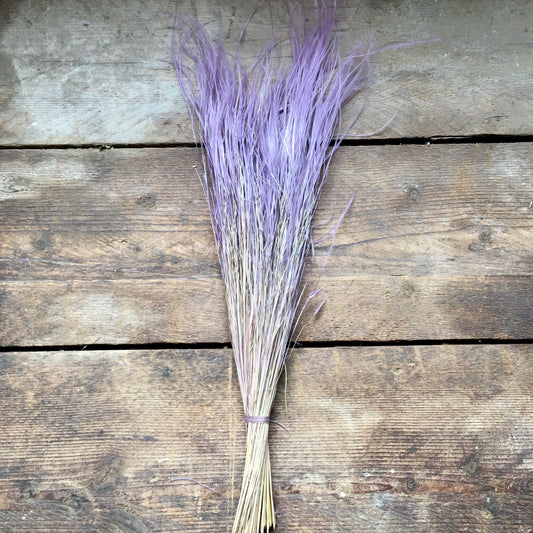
[1,0,532,145]
[0,345,531,532]
[1,144,531,346]
[1,3,531,533]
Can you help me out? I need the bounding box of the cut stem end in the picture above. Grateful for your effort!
[233,423,275,533]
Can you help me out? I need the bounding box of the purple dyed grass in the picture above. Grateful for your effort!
[173,3,376,531]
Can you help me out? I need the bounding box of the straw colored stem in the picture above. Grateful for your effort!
[233,422,275,533]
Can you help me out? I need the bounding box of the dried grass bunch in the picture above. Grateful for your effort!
[173,2,380,531]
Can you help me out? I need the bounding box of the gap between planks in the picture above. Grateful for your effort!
[1,133,533,151]
[0,338,532,354]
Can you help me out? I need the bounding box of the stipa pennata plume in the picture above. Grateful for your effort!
[172,2,412,531]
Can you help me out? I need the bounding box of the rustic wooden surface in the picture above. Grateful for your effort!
[1,0,532,145]
[0,345,532,532]
[1,144,532,346]
[1,0,532,531]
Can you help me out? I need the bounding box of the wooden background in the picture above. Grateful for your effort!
[1,1,532,532]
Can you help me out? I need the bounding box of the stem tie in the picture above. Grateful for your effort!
[244,415,270,424]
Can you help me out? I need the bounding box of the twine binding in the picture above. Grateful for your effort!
[244,414,270,424]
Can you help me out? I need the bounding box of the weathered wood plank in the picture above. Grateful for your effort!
[1,144,532,345]
[0,345,531,531]
[1,0,531,145]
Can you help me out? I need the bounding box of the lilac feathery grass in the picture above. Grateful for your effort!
[172,3,381,531]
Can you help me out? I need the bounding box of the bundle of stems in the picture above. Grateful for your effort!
[173,2,377,531]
